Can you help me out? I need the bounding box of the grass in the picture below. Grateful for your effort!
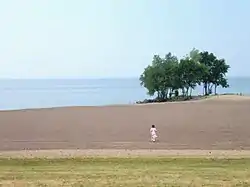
[0,157,250,186]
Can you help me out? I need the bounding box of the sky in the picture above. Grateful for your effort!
[0,0,249,78]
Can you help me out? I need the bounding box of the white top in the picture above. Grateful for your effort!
[150,127,157,135]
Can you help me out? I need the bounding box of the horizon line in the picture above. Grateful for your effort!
[0,76,248,80]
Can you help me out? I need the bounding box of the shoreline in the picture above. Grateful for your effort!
[0,94,248,112]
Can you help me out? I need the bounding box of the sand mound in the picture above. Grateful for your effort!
[209,94,250,101]
[134,94,250,106]
[1,95,250,151]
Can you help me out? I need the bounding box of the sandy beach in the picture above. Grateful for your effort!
[0,95,250,155]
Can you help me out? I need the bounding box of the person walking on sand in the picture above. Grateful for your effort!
[150,125,158,142]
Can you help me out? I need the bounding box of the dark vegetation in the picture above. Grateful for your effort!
[137,48,230,104]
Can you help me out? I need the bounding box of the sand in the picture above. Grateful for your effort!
[0,95,250,156]
[1,149,250,159]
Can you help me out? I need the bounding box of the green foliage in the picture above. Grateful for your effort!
[140,53,179,100]
[199,52,230,95]
[140,48,230,100]
[178,58,205,96]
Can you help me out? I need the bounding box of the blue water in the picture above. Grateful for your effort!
[0,77,249,110]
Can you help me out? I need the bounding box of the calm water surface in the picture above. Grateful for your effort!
[0,77,249,110]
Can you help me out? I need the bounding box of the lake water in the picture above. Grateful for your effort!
[0,77,249,110]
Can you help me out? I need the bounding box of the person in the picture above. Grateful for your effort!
[150,125,158,142]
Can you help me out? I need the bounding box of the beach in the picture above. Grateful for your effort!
[0,95,250,154]
[1,95,250,186]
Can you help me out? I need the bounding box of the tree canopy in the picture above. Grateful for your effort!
[140,48,230,101]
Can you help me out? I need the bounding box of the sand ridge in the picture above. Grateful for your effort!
[209,94,250,101]
[0,95,250,152]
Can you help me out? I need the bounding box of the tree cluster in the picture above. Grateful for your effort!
[139,48,230,101]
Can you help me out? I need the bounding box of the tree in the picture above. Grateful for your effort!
[140,53,179,101]
[199,51,230,95]
[188,48,201,63]
[199,51,216,95]
[162,53,179,99]
[139,48,230,102]
[140,55,163,98]
[210,58,230,94]
[178,58,206,97]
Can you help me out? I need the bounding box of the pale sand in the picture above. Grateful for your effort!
[0,149,250,158]
[210,94,250,101]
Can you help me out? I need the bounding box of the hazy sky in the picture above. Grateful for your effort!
[0,0,249,78]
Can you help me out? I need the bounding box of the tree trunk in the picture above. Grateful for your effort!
[169,88,173,99]
[204,83,208,95]
[159,92,163,101]
[190,88,193,97]
[214,85,217,95]
[209,84,213,95]
[186,87,189,98]
[182,88,185,97]
[166,89,169,100]
[160,92,165,101]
